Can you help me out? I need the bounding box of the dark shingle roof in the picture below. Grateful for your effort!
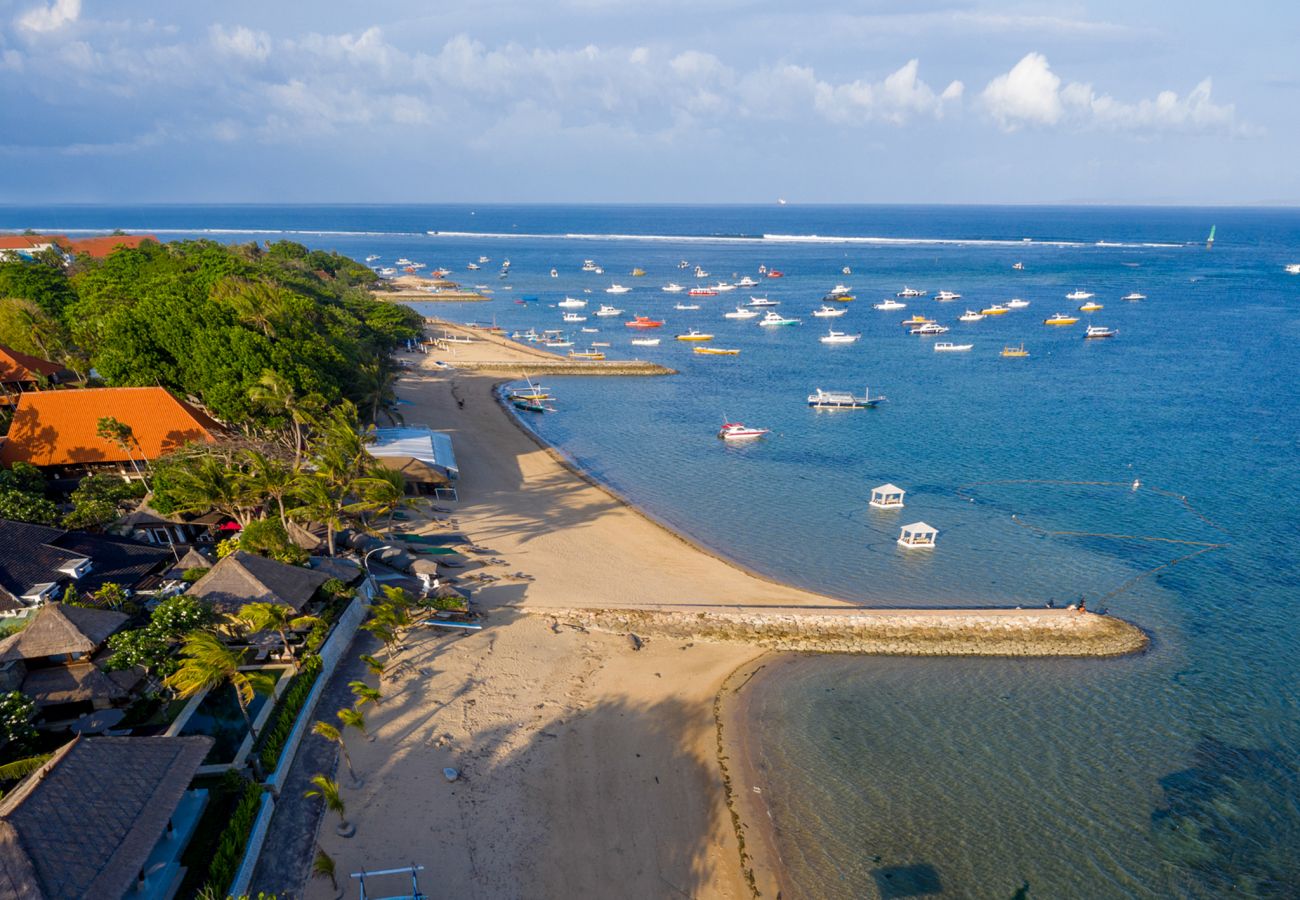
[0,521,169,610]
[0,604,127,663]
[185,550,330,613]
[0,735,211,899]
[19,662,134,706]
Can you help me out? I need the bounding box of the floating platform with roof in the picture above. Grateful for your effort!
[898,522,937,549]
[870,484,906,510]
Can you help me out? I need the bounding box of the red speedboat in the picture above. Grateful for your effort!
[718,421,770,440]
[766,270,785,278]
[625,315,664,329]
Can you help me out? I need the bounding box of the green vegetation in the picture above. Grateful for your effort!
[62,473,147,529]
[164,632,276,739]
[0,462,59,526]
[253,655,322,774]
[0,691,37,754]
[238,602,321,669]
[105,594,214,677]
[184,771,264,900]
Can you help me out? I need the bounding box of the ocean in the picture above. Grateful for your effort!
[5,204,1298,897]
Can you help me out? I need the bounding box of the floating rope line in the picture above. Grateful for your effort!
[955,479,1231,603]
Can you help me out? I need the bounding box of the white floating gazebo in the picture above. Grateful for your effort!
[898,521,937,550]
[870,483,906,509]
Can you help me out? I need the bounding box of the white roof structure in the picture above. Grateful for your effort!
[901,522,935,534]
[369,427,459,479]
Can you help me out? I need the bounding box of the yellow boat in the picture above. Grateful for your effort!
[981,305,1010,315]
[632,267,647,277]
[675,330,714,341]
[568,350,605,360]
[900,314,936,326]
[1001,344,1029,358]
[694,346,740,355]
[1043,313,1079,326]
[1078,301,1103,311]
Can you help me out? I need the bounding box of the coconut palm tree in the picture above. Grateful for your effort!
[358,654,385,679]
[164,631,274,740]
[164,453,256,525]
[239,449,296,528]
[311,720,360,787]
[237,602,322,669]
[349,680,381,708]
[338,705,373,742]
[312,848,339,896]
[247,369,322,466]
[305,774,353,837]
[361,466,409,533]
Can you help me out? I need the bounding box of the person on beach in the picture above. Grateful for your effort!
[1078,598,1087,614]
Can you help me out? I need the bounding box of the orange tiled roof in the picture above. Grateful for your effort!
[0,235,67,251]
[64,235,156,258]
[0,344,70,386]
[0,387,220,467]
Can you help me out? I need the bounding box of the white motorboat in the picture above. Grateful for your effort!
[934,290,962,302]
[958,310,985,322]
[595,304,623,317]
[630,337,661,346]
[466,262,480,270]
[580,327,599,333]
[748,296,779,307]
[675,302,701,310]
[365,255,380,262]
[736,276,760,287]
[478,256,490,264]
[1006,298,1031,308]
[557,297,587,308]
[896,286,927,298]
[911,322,950,335]
[829,284,853,296]
[819,330,861,344]
[562,312,587,322]
[581,260,598,272]
[874,299,906,311]
[606,284,631,294]
[1286,264,1300,275]
[711,282,737,292]
[807,387,884,409]
[1066,289,1095,301]
[718,421,770,440]
[661,283,685,293]
[395,258,413,266]
[724,307,759,319]
[812,306,847,318]
[544,340,573,348]
[758,311,801,327]
[934,342,974,352]
[1084,325,1118,339]
[1012,262,1025,270]
[1122,292,1147,301]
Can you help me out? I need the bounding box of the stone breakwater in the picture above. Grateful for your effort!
[536,606,1149,658]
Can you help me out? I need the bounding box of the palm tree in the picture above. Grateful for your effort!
[237,602,321,669]
[305,774,353,837]
[358,654,385,679]
[165,453,255,525]
[247,369,321,466]
[239,450,296,527]
[0,753,54,799]
[311,720,360,787]
[362,466,409,534]
[349,680,381,708]
[164,631,273,740]
[338,705,373,742]
[312,848,339,896]
[95,416,146,485]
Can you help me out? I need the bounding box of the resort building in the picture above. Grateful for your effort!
[115,500,230,549]
[184,550,331,616]
[0,519,171,616]
[0,602,134,720]
[0,344,76,404]
[0,734,212,900]
[0,232,156,261]
[0,387,220,487]
[0,235,64,260]
[368,426,459,499]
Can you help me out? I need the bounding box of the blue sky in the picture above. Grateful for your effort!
[1,0,1296,204]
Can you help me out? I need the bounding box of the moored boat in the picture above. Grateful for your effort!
[757,311,800,327]
[718,421,769,439]
[661,282,685,292]
[736,276,760,287]
[807,387,885,409]
[568,348,606,360]
[625,315,663,329]
[595,304,623,317]
[896,286,927,298]
[934,342,973,352]
[820,330,861,344]
[1122,292,1147,301]
[675,329,714,341]
[748,296,779,307]
[674,302,701,310]
[695,346,740,355]
[606,284,631,294]
[632,267,647,277]
[557,297,587,308]
[934,290,962,302]
[874,299,906,311]
[1084,325,1118,339]
[562,311,587,322]
[981,304,1010,316]
[1006,298,1030,308]
[900,314,936,326]
[1043,313,1079,326]
[630,337,661,346]
[959,310,985,322]
[1066,289,1095,301]
[1078,301,1104,312]
[911,322,950,335]
[724,307,759,319]
[1001,344,1029,357]
[689,287,719,296]
[812,306,847,317]
[1012,261,1025,270]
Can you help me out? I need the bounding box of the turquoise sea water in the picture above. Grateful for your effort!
[5,205,1299,897]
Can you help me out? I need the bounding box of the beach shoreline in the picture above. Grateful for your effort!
[301,350,1147,899]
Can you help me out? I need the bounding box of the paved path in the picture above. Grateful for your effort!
[248,633,380,898]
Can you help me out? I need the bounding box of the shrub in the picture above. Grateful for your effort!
[254,654,323,774]
[181,566,211,583]
[196,774,265,900]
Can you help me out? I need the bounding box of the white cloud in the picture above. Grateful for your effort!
[982,52,1062,129]
[983,53,1245,135]
[15,0,80,34]
[784,59,963,125]
[210,24,271,63]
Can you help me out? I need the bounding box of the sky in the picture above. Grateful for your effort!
[1,0,1297,205]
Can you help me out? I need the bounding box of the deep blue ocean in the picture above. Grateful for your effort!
[5,204,1298,898]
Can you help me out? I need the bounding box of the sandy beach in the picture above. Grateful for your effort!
[303,351,1145,899]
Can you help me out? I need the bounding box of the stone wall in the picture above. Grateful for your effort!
[535,606,1148,658]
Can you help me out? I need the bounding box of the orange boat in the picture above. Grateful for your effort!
[625,315,663,329]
